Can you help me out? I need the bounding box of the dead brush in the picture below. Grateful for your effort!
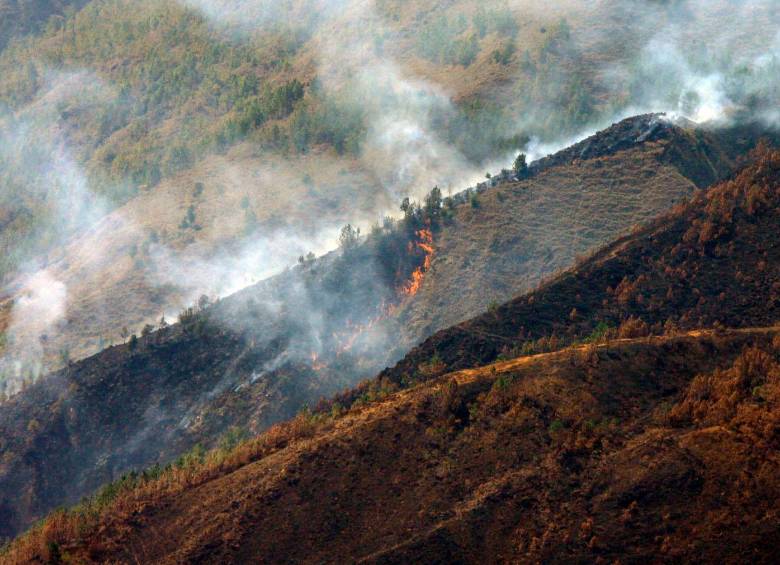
[669,345,780,428]
[0,406,338,564]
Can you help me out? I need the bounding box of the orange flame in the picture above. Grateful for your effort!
[401,229,434,297]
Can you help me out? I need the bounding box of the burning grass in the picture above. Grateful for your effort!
[401,229,435,297]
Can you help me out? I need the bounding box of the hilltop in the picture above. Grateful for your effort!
[383,141,780,383]
[390,114,759,346]
[0,114,765,539]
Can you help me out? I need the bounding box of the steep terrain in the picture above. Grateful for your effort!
[1,113,755,377]
[0,1,86,50]
[0,145,387,370]
[392,114,752,344]
[4,143,779,563]
[6,328,779,563]
[0,115,763,539]
[384,142,780,383]
[1,0,778,381]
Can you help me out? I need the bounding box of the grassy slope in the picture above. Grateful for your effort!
[1,114,748,373]
[0,0,566,370]
[0,145,386,366]
[5,327,779,563]
[393,117,747,347]
[1,0,776,374]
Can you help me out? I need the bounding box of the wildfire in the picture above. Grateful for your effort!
[401,229,434,297]
[334,314,382,357]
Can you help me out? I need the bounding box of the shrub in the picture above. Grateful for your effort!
[584,322,614,344]
[617,317,650,339]
[548,419,565,433]
[418,353,447,378]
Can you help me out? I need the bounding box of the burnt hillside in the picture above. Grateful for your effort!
[0,220,430,540]
[0,115,767,539]
[6,328,780,563]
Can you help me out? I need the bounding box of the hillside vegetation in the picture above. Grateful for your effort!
[0,2,779,562]
[383,143,780,383]
[0,115,762,539]
[0,0,589,283]
[4,142,780,563]
[391,115,754,346]
[1,0,778,387]
[0,1,86,50]
[4,327,779,563]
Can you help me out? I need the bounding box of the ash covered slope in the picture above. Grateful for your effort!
[0,115,761,539]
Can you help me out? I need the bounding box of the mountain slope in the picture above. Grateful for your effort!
[392,115,752,344]
[0,1,86,50]
[6,328,779,563]
[2,0,778,373]
[383,142,780,384]
[0,115,771,539]
[3,129,780,564]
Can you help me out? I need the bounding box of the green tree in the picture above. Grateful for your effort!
[339,224,361,251]
[424,186,443,226]
[513,153,529,178]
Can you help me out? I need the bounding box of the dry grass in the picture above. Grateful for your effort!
[0,409,330,564]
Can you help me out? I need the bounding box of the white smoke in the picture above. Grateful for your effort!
[1,270,68,388]
[0,70,122,392]
[147,223,340,302]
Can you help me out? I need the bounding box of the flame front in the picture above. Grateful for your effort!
[401,229,434,297]
[311,229,434,368]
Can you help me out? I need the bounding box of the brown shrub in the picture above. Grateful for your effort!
[670,346,780,434]
[617,316,650,339]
